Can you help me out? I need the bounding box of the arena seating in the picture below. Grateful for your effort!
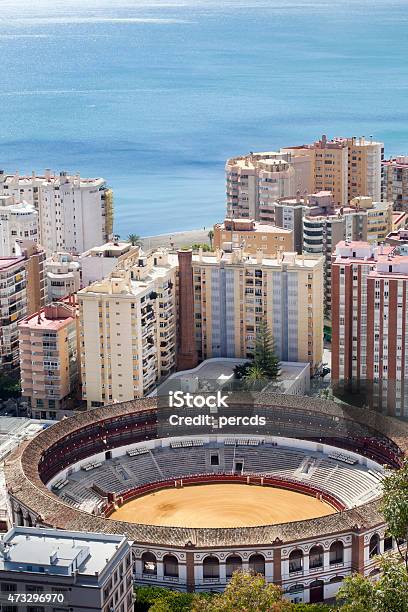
[53,440,383,513]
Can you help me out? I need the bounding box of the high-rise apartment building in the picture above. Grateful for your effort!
[0,170,113,255]
[382,156,408,211]
[78,250,177,407]
[0,527,133,612]
[189,249,324,372]
[0,243,46,370]
[19,301,80,420]
[283,135,383,206]
[332,241,408,414]
[225,152,295,219]
[214,218,293,255]
[0,196,38,257]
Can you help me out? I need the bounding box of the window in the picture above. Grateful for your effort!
[330,541,344,565]
[369,533,380,558]
[249,554,265,575]
[226,555,242,578]
[203,556,219,579]
[1,584,17,593]
[163,554,178,578]
[289,550,303,573]
[309,545,323,569]
[142,552,157,575]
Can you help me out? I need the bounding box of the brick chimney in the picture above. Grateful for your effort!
[177,250,198,371]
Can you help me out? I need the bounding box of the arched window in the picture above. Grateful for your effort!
[141,552,157,575]
[226,555,242,578]
[288,584,304,594]
[329,541,344,565]
[384,532,393,552]
[249,554,265,575]
[309,545,323,569]
[289,549,303,573]
[369,533,380,558]
[203,556,219,579]
[163,554,179,578]
[329,576,344,584]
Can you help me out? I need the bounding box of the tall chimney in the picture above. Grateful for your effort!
[176,250,198,371]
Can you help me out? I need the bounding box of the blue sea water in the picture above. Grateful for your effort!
[0,0,407,237]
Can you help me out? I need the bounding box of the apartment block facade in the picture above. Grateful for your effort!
[0,196,38,257]
[332,241,408,414]
[19,301,80,420]
[45,252,81,301]
[283,135,383,206]
[214,218,293,255]
[0,170,113,255]
[189,250,324,372]
[80,241,139,287]
[79,250,177,407]
[0,244,46,371]
[382,156,408,211]
[225,152,295,219]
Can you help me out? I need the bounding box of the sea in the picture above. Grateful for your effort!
[0,0,407,237]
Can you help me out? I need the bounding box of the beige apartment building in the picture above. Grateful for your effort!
[19,301,80,420]
[383,156,408,211]
[346,196,393,243]
[78,250,177,407]
[283,135,383,206]
[190,249,324,372]
[214,218,293,255]
[225,152,295,219]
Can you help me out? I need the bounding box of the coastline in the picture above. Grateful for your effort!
[141,228,211,251]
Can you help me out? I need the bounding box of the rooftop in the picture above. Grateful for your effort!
[0,256,26,271]
[19,303,76,332]
[194,250,322,269]
[0,527,127,577]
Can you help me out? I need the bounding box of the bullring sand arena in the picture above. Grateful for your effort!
[109,483,336,528]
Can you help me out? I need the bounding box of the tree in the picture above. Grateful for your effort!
[380,459,408,570]
[0,374,21,400]
[337,554,408,612]
[128,233,142,246]
[207,230,214,249]
[253,321,280,379]
[192,571,292,611]
[233,361,252,380]
[244,364,268,390]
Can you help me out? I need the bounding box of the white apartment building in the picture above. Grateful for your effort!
[0,170,113,255]
[78,250,177,408]
[80,241,138,287]
[0,527,133,612]
[191,249,324,372]
[0,196,38,257]
[45,252,81,301]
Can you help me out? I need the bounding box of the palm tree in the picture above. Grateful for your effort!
[207,229,214,250]
[244,364,267,390]
[127,233,142,246]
